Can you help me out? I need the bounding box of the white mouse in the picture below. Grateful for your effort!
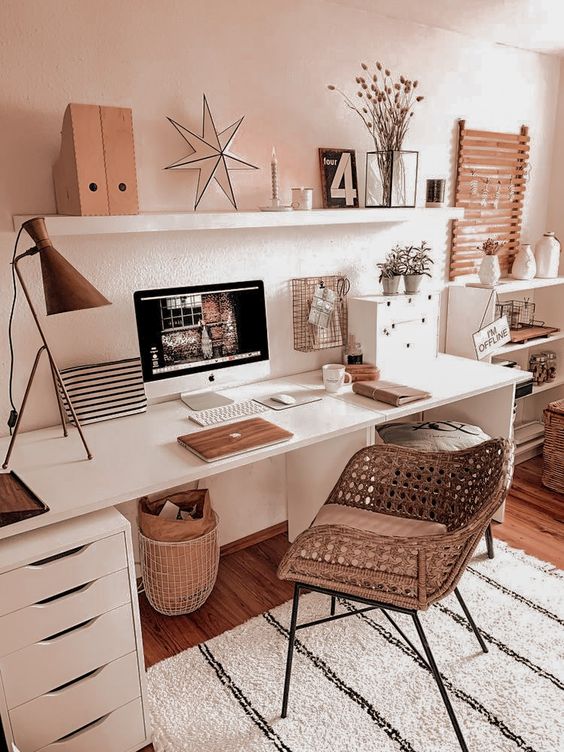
[271,393,297,405]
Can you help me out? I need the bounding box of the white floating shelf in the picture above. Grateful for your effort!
[498,331,564,355]
[13,207,464,236]
[514,420,544,444]
[458,276,564,294]
[532,376,564,395]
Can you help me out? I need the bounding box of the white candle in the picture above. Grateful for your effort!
[271,147,279,204]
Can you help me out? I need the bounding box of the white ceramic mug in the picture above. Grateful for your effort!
[291,187,313,211]
[322,363,352,393]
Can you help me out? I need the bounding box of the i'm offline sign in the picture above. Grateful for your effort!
[473,316,511,360]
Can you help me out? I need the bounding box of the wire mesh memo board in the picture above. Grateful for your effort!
[292,275,348,352]
[450,120,530,280]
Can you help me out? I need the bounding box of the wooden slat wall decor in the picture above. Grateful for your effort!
[449,120,530,280]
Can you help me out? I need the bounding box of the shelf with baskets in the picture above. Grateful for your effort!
[446,279,564,463]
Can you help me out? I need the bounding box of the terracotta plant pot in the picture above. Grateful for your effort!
[403,274,424,293]
[381,276,401,295]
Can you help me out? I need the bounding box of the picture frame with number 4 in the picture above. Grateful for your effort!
[319,148,359,208]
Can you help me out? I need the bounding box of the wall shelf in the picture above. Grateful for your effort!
[12,207,464,236]
[497,331,564,355]
[532,375,564,395]
[453,276,564,294]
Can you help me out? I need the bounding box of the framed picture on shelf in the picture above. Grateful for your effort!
[319,148,359,208]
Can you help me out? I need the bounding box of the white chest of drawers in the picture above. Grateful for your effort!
[348,292,440,368]
[0,509,150,752]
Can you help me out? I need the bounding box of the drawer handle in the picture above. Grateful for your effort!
[47,665,104,696]
[391,318,422,328]
[40,615,99,644]
[35,580,94,606]
[54,712,112,744]
[28,545,90,569]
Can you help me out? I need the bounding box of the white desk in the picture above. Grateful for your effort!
[0,354,526,543]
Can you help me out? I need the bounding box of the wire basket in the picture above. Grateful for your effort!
[139,512,219,616]
[291,275,348,352]
[495,299,536,330]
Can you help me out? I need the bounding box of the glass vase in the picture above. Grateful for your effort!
[365,150,419,208]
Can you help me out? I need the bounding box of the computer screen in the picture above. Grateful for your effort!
[134,280,269,386]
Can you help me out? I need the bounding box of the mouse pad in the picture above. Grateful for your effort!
[254,390,323,410]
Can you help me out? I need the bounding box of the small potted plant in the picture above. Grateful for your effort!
[401,241,433,293]
[378,247,403,295]
[478,238,504,287]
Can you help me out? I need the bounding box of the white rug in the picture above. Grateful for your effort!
[147,541,563,752]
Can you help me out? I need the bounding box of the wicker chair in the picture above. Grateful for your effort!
[278,438,514,752]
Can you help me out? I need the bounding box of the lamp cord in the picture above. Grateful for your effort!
[7,226,24,434]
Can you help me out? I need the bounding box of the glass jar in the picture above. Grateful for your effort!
[540,351,557,382]
[529,353,548,385]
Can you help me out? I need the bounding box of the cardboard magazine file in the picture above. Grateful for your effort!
[53,103,139,216]
[139,489,215,542]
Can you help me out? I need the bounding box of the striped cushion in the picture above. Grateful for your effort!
[58,357,147,425]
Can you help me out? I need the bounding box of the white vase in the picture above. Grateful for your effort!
[535,232,561,278]
[479,255,501,287]
[511,243,536,280]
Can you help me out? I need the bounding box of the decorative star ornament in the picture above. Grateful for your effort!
[165,95,258,210]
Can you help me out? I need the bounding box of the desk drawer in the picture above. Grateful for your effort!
[11,651,141,752]
[36,698,146,752]
[378,319,437,360]
[0,568,131,657]
[0,534,126,617]
[377,294,438,326]
[0,604,136,709]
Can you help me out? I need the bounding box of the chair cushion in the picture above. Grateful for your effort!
[312,504,447,537]
[377,421,490,452]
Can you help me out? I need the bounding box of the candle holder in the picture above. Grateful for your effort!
[260,146,292,211]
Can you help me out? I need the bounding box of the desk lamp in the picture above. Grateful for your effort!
[3,217,111,469]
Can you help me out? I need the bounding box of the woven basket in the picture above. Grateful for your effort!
[139,512,219,616]
[543,399,564,494]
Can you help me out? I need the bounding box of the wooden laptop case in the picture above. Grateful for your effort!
[178,417,293,462]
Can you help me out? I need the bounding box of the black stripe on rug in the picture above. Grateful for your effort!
[437,604,564,691]
[340,600,538,752]
[264,612,418,752]
[198,643,293,752]
[467,567,564,626]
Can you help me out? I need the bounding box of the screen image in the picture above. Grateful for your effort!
[134,281,269,383]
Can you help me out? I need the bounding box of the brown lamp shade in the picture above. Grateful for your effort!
[22,217,111,315]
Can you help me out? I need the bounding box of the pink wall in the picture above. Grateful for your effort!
[0,0,561,435]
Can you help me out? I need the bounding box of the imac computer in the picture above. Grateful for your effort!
[133,280,270,409]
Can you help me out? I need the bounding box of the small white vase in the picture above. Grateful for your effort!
[535,232,561,278]
[479,255,501,287]
[511,243,536,280]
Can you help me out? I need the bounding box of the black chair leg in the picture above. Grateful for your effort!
[484,523,495,559]
[412,613,469,752]
[281,584,301,718]
[330,595,336,616]
[455,588,488,653]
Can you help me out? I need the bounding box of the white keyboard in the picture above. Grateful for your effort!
[189,400,269,427]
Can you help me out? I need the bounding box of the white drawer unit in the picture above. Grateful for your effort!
[348,292,440,368]
[0,509,150,752]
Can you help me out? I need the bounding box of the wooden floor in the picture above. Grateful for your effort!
[139,456,562,751]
